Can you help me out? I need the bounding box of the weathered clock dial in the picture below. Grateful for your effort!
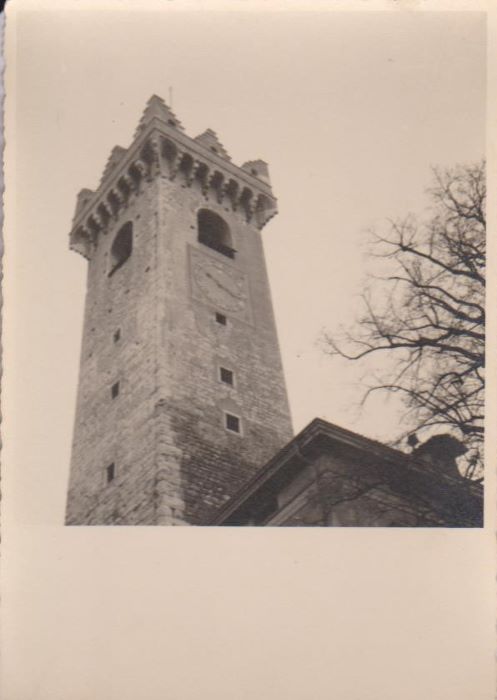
[190,247,250,318]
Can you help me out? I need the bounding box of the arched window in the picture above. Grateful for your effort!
[197,209,234,259]
[109,222,133,276]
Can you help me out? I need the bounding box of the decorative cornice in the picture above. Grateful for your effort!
[70,98,278,258]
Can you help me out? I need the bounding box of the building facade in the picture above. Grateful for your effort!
[65,96,483,527]
[66,96,293,525]
[213,420,483,527]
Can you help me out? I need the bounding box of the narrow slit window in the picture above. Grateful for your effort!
[225,413,240,434]
[106,463,115,483]
[220,367,234,386]
[114,329,121,343]
[111,381,120,399]
[215,313,227,326]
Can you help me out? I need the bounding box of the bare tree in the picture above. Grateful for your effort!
[324,161,485,478]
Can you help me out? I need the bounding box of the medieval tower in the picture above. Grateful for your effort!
[65,96,293,525]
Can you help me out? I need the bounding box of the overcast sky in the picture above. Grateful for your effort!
[3,6,492,700]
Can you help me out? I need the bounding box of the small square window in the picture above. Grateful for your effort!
[114,329,121,343]
[220,367,234,386]
[225,413,240,433]
[111,381,120,399]
[215,313,227,326]
[106,463,115,483]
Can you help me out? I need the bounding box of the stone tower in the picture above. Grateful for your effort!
[65,96,293,525]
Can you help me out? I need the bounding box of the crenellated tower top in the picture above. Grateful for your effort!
[69,95,278,259]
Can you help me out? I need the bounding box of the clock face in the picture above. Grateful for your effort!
[193,260,247,312]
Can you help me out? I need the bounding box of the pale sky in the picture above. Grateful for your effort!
[3,5,493,700]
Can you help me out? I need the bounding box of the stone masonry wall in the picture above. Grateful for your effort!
[154,174,293,524]
[66,151,293,525]
[66,177,184,525]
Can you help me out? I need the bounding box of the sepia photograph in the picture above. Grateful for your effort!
[2,2,495,699]
[14,6,489,528]
[66,83,485,527]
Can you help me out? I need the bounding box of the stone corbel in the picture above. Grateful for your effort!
[185,158,200,187]
[255,194,278,229]
[247,198,257,222]
[239,187,255,222]
[107,189,120,219]
[96,201,112,229]
[135,158,147,173]
[201,167,211,196]
[107,190,122,218]
[168,149,184,181]
[70,224,94,259]
[209,171,225,203]
[147,136,162,178]
[193,160,210,193]
[177,153,194,185]
[225,179,239,210]
[128,160,146,192]
[132,158,147,180]
[118,174,134,200]
[87,212,102,234]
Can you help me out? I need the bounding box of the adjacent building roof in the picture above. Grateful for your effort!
[212,418,483,526]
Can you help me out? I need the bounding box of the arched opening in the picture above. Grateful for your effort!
[197,209,234,259]
[109,222,133,276]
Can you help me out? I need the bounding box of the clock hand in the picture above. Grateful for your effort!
[205,271,241,298]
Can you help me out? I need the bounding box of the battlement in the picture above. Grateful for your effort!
[69,95,278,259]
